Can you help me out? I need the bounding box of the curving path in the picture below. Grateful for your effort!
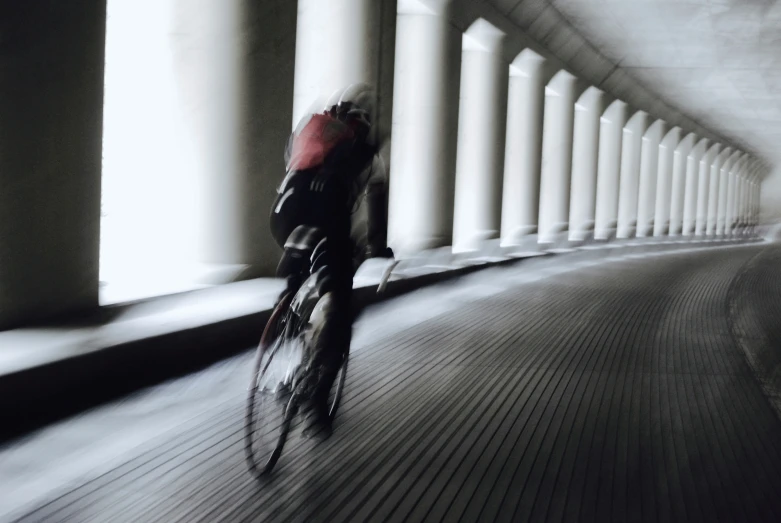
[3,243,781,522]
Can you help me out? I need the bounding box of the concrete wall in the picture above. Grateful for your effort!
[0,1,107,329]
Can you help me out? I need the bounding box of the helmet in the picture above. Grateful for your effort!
[338,83,375,139]
[323,83,375,134]
[323,88,344,116]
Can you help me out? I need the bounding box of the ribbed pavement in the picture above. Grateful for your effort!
[5,243,781,522]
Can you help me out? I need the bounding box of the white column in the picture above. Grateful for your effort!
[724,153,738,235]
[389,0,461,253]
[501,49,547,245]
[696,143,719,236]
[742,166,755,232]
[745,162,757,234]
[452,19,508,252]
[744,175,751,232]
[170,0,308,276]
[616,111,649,238]
[292,0,380,125]
[568,87,605,241]
[726,153,743,235]
[717,149,739,235]
[636,119,666,237]
[538,71,578,243]
[732,154,750,234]
[653,127,682,236]
[746,170,756,233]
[749,170,758,230]
[746,175,754,233]
[707,146,730,235]
[735,170,745,234]
[594,100,628,240]
[753,175,761,230]
[683,138,708,236]
[669,133,696,236]
[753,173,761,229]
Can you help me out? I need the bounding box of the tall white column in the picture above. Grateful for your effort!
[738,158,751,233]
[753,175,761,229]
[452,19,508,252]
[726,153,743,235]
[744,175,751,232]
[171,0,318,276]
[616,111,648,238]
[717,150,739,235]
[501,49,547,245]
[742,166,755,232]
[724,153,738,235]
[389,0,461,254]
[538,71,578,243]
[743,174,751,234]
[746,175,752,230]
[752,172,761,229]
[745,168,755,231]
[683,138,708,236]
[636,119,667,237]
[696,143,719,236]
[749,170,758,229]
[594,100,628,240]
[292,0,381,125]
[653,127,682,236]
[745,162,758,232]
[707,146,730,235]
[669,133,696,236]
[568,87,605,241]
[735,170,745,234]
[746,175,753,231]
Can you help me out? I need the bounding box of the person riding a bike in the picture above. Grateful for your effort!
[269,83,392,437]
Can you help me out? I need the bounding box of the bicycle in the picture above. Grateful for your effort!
[244,225,398,478]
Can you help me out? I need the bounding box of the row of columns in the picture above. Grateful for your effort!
[387,2,763,254]
[0,0,764,329]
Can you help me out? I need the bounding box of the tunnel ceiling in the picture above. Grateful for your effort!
[491,0,781,170]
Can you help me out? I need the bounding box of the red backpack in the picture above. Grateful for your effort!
[287,113,355,171]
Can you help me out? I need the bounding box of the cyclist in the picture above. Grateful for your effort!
[269,83,393,437]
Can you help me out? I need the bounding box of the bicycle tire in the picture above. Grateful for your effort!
[245,293,299,478]
[328,350,349,420]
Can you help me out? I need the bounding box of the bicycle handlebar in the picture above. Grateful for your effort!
[377,259,400,294]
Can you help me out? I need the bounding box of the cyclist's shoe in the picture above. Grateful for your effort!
[301,398,332,440]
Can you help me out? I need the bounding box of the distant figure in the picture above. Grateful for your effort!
[269,84,393,436]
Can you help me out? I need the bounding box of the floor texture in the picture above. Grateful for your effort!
[3,242,781,523]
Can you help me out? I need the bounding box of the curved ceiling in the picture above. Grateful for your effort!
[487,0,781,173]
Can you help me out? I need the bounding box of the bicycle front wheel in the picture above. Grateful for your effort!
[245,298,302,477]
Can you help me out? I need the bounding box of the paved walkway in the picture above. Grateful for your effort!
[3,243,781,522]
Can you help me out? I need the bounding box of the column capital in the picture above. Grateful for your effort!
[398,0,454,15]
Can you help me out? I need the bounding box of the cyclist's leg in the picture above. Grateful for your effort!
[304,202,354,435]
[269,170,313,304]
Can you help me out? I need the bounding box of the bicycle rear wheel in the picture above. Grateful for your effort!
[245,296,302,477]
